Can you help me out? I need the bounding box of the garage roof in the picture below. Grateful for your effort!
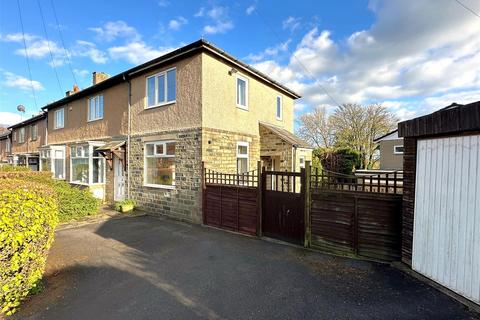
[398,101,480,138]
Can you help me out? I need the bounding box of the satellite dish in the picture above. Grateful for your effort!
[17,105,25,113]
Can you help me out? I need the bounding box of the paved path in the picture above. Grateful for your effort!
[14,215,478,320]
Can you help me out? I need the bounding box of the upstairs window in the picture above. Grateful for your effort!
[144,141,176,188]
[6,139,11,152]
[18,128,25,143]
[276,96,282,120]
[236,75,248,109]
[236,142,249,174]
[54,108,64,129]
[146,68,176,108]
[88,95,104,121]
[31,124,38,141]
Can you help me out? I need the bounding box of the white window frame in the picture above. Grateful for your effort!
[40,146,66,179]
[6,139,11,152]
[236,141,249,173]
[18,127,25,143]
[87,95,104,122]
[236,75,248,110]
[276,95,283,120]
[30,124,38,141]
[70,142,106,186]
[145,67,177,109]
[143,140,176,189]
[393,145,404,155]
[54,108,64,129]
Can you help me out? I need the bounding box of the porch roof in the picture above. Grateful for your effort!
[259,122,312,149]
[96,141,125,152]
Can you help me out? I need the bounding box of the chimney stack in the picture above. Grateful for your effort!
[93,71,109,85]
[65,84,80,97]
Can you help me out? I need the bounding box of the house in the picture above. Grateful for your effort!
[7,113,47,170]
[0,132,11,163]
[373,129,403,170]
[32,39,311,223]
[399,101,480,305]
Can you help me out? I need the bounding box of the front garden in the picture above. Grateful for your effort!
[0,166,101,315]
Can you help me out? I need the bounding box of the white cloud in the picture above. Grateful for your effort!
[195,5,234,34]
[246,40,291,62]
[1,71,44,91]
[0,112,22,126]
[158,0,169,7]
[168,17,188,30]
[282,16,301,32]
[246,5,256,15]
[89,21,139,42]
[73,69,90,78]
[251,0,480,121]
[108,41,175,64]
[74,40,108,64]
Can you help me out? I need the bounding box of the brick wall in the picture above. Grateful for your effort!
[402,137,417,265]
[202,127,260,173]
[130,128,203,223]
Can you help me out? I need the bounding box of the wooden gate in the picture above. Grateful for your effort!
[202,164,260,236]
[262,170,305,245]
[309,169,403,261]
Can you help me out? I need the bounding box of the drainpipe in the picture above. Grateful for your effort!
[126,76,132,199]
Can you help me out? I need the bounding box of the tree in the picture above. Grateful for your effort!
[296,106,335,148]
[330,103,397,169]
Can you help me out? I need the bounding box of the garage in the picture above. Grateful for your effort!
[399,101,480,305]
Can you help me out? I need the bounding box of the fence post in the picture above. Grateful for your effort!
[304,161,311,248]
[201,161,206,225]
[257,161,263,237]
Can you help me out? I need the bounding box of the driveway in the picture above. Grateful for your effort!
[13,215,477,320]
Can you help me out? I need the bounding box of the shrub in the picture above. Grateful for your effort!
[315,147,361,175]
[0,179,58,315]
[17,175,100,223]
[114,199,136,212]
[0,165,31,173]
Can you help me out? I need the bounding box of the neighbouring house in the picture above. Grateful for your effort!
[373,129,403,170]
[11,39,312,223]
[399,101,480,305]
[0,131,12,163]
[7,113,47,170]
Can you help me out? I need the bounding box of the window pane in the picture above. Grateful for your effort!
[146,157,175,186]
[167,69,176,102]
[276,97,281,118]
[72,158,89,183]
[237,145,248,155]
[155,144,164,155]
[166,142,175,155]
[89,98,94,120]
[99,96,103,118]
[157,74,166,103]
[237,78,246,106]
[146,144,154,156]
[147,77,156,107]
[92,158,104,183]
[237,158,248,174]
[41,158,51,172]
[54,159,64,179]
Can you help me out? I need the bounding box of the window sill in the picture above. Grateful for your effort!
[70,181,105,186]
[144,183,175,190]
[145,101,176,110]
[53,127,64,130]
[236,104,248,111]
[276,117,282,121]
[87,118,103,123]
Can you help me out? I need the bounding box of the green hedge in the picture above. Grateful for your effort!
[0,179,59,315]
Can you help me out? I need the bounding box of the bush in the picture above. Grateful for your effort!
[114,199,136,212]
[17,175,100,223]
[0,165,31,172]
[0,179,58,315]
[314,147,361,175]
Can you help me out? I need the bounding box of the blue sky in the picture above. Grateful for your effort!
[1,0,480,127]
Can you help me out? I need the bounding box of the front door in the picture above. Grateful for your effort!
[113,156,125,201]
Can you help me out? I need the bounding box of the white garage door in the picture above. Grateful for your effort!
[413,135,480,304]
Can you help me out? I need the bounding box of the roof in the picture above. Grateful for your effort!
[96,140,125,152]
[8,113,46,130]
[398,101,480,138]
[373,129,401,142]
[42,39,300,112]
[259,122,312,149]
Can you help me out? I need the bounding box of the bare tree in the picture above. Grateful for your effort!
[330,103,397,169]
[296,106,335,148]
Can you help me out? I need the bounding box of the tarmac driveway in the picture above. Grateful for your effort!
[13,215,477,320]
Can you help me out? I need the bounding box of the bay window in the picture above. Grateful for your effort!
[40,146,65,179]
[144,141,175,188]
[70,144,105,185]
[146,68,176,108]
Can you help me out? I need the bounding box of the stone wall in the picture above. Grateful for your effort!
[259,125,292,171]
[129,128,202,223]
[202,127,260,173]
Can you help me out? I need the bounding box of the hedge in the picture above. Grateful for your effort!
[0,179,59,315]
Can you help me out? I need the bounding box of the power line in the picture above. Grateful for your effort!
[50,0,78,86]
[16,0,38,109]
[253,10,341,107]
[37,0,63,95]
[454,0,480,19]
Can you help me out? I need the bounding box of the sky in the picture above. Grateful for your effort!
[0,0,479,128]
